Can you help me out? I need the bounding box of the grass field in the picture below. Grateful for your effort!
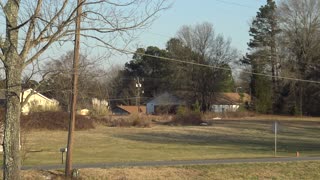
[20,161,320,179]
[13,118,320,166]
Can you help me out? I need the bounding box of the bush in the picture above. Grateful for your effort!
[21,111,95,131]
[203,110,256,119]
[223,111,256,118]
[95,115,151,128]
[27,101,60,113]
[90,106,110,117]
[132,115,151,128]
[170,107,204,125]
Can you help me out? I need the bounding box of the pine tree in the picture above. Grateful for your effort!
[243,0,280,113]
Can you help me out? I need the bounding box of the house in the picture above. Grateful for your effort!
[0,89,60,114]
[20,89,59,114]
[210,93,251,113]
[111,105,146,115]
[146,92,185,114]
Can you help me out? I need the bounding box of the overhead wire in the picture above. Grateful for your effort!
[108,96,150,101]
[213,0,255,9]
[118,49,320,85]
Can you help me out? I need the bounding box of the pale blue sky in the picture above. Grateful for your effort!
[141,0,266,51]
[112,0,267,65]
[24,0,270,73]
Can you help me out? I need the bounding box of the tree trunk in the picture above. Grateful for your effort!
[4,62,22,180]
[3,1,22,179]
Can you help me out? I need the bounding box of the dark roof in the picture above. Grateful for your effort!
[147,92,185,106]
[118,105,146,114]
[111,106,130,115]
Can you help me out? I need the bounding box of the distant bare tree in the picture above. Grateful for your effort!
[37,51,109,111]
[175,22,238,111]
[278,0,320,115]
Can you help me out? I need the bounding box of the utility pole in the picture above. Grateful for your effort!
[274,121,277,157]
[135,77,142,113]
[65,0,82,177]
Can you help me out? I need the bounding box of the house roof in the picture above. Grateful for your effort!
[111,106,130,115]
[0,89,58,103]
[212,93,251,105]
[118,105,146,114]
[147,92,185,106]
[22,89,58,103]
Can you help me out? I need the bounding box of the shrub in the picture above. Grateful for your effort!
[95,115,151,128]
[27,101,60,113]
[93,116,112,126]
[223,111,256,118]
[21,111,95,131]
[90,106,110,117]
[203,110,256,119]
[170,107,204,125]
[132,115,151,128]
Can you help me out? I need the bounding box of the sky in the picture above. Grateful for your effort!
[13,0,270,78]
[110,0,267,65]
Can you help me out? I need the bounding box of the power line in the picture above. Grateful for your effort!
[108,96,150,101]
[214,0,255,9]
[120,49,320,85]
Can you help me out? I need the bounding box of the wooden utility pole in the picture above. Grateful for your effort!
[65,0,82,177]
[274,121,277,157]
[135,77,142,113]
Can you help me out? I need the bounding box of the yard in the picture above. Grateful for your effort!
[15,118,320,166]
[0,116,319,179]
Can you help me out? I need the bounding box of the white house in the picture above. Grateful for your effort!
[20,89,59,114]
[210,93,251,113]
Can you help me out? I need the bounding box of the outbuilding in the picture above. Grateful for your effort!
[146,92,185,114]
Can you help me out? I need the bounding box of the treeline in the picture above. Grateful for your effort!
[109,22,238,111]
[20,0,320,116]
[242,0,320,116]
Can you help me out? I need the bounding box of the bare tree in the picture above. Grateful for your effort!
[0,0,169,178]
[36,51,108,111]
[278,0,320,114]
[175,22,238,111]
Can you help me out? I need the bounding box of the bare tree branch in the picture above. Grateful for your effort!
[20,0,43,60]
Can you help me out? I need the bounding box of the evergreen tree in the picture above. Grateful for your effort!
[243,0,280,113]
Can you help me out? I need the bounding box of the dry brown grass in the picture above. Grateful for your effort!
[77,167,200,180]
[14,161,320,180]
[203,111,320,121]
[95,114,152,127]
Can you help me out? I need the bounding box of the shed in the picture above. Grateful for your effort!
[146,92,185,114]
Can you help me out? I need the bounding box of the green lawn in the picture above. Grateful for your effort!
[13,119,320,166]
